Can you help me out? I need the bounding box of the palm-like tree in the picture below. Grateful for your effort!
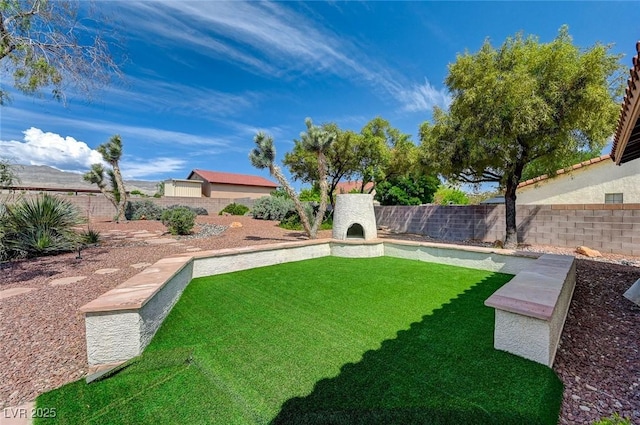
[83,135,127,222]
[299,118,336,237]
[250,132,314,238]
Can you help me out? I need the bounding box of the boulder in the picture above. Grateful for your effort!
[230,221,243,228]
[576,246,602,258]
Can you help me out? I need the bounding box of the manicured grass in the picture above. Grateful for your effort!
[37,257,562,424]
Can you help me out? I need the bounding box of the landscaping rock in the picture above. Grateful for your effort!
[230,221,243,228]
[49,276,87,286]
[576,246,602,257]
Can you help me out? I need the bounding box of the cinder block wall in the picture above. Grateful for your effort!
[0,194,255,219]
[375,204,640,256]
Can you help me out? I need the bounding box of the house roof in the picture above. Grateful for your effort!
[611,41,640,165]
[335,180,374,194]
[517,154,611,189]
[188,169,278,188]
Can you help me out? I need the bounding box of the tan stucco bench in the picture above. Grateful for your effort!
[484,253,576,366]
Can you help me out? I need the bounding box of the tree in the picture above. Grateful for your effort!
[250,119,336,239]
[284,123,360,208]
[375,175,440,206]
[0,0,122,104]
[420,27,623,247]
[83,135,127,222]
[433,186,470,205]
[0,157,20,187]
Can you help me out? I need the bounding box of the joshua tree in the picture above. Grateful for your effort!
[250,132,314,237]
[298,118,336,236]
[83,135,127,222]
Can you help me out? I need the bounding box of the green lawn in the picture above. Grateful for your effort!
[37,257,563,424]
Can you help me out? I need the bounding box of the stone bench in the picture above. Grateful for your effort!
[484,254,576,367]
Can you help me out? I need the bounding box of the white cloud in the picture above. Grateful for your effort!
[120,157,186,180]
[0,127,105,172]
[115,2,449,113]
[399,79,452,112]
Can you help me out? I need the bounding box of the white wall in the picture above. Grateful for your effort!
[517,158,640,204]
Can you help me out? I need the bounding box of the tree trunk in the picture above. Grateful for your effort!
[272,165,313,238]
[111,164,128,223]
[503,162,525,249]
[311,152,329,238]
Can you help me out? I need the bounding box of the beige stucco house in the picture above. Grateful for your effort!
[517,155,640,204]
[186,169,278,199]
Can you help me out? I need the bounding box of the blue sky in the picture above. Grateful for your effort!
[1,1,638,187]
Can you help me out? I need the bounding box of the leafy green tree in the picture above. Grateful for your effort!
[420,27,623,247]
[284,124,360,208]
[375,175,440,206]
[433,186,470,205]
[83,135,128,222]
[0,0,122,104]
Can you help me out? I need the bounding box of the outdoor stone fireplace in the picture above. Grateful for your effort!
[332,193,377,241]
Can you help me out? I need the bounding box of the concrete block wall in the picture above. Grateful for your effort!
[0,194,255,219]
[375,204,640,256]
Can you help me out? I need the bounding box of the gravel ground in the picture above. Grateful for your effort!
[1,219,639,424]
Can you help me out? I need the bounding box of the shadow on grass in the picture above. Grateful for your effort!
[270,274,563,425]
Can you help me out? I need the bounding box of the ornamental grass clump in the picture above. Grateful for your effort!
[161,207,196,235]
[219,203,249,216]
[0,194,85,259]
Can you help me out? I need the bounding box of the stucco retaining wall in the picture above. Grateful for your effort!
[81,239,565,367]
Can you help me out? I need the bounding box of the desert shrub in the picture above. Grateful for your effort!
[433,187,470,205]
[130,189,148,197]
[165,204,208,216]
[161,207,196,235]
[80,228,101,245]
[0,194,85,259]
[251,196,295,221]
[279,202,332,231]
[219,203,249,216]
[125,200,163,220]
[592,414,632,425]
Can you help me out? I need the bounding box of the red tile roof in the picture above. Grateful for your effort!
[188,169,278,188]
[335,180,374,194]
[611,41,640,165]
[517,154,611,189]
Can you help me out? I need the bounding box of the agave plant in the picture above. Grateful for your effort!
[1,194,85,259]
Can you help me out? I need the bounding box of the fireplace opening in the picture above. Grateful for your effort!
[346,223,365,239]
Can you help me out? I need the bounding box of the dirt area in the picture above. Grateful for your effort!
[1,217,638,424]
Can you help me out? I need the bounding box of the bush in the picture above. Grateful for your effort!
[433,187,470,205]
[251,196,295,221]
[592,414,632,425]
[125,200,164,220]
[219,203,249,216]
[161,207,196,235]
[278,202,332,231]
[165,204,208,216]
[80,228,101,245]
[0,194,85,259]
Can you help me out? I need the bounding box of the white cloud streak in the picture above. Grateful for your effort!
[115,1,450,112]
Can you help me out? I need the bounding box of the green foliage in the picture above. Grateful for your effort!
[0,194,84,260]
[0,158,20,187]
[165,205,208,216]
[521,148,603,182]
[154,182,164,198]
[161,207,196,235]
[420,26,623,246]
[279,205,332,231]
[130,189,147,197]
[80,228,101,245]
[270,187,290,199]
[592,413,632,425]
[375,175,440,206]
[251,195,295,221]
[125,200,164,220]
[299,186,321,202]
[219,203,249,216]
[433,187,470,205]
